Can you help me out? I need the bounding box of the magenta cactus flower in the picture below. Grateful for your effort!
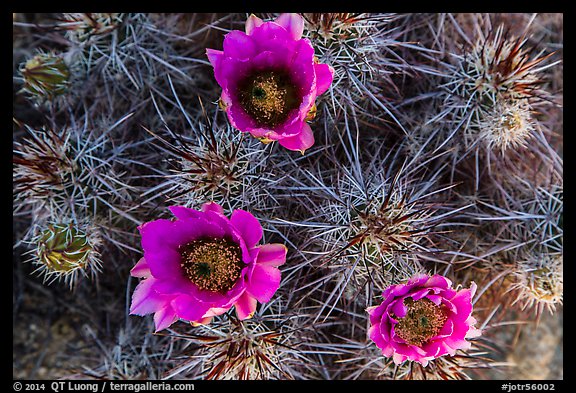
[367,274,481,366]
[206,13,334,153]
[129,202,287,332]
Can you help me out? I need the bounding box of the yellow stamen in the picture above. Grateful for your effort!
[238,70,300,128]
[179,238,243,293]
[394,298,447,346]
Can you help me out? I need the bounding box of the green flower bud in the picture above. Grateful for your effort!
[36,223,96,273]
[20,53,70,101]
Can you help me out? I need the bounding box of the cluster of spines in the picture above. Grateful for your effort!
[158,301,332,380]
[12,114,146,286]
[300,13,428,129]
[139,103,275,215]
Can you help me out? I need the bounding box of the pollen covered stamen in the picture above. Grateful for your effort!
[238,71,300,128]
[179,238,244,293]
[394,298,448,346]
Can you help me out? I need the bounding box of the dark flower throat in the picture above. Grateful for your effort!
[237,70,300,128]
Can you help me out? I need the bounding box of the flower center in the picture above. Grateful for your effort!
[394,298,447,346]
[237,70,300,128]
[178,238,244,293]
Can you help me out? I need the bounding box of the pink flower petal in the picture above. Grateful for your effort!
[140,218,211,254]
[154,275,235,306]
[440,341,457,357]
[255,243,287,267]
[187,216,227,240]
[447,317,472,343]
[130,257,151,278]
[466,317,482,339]
[227,102,260,131]
[426,294,443,305]
[368,301,389,324]
[145,249,183,280]
[130,278,169,316]
[206,48,223,68]
[214,56,253,92]
[246,127,280,140]
[314,63,334,95]
[230,209,263,249]
[139,219,176,253]
[167,207,254,266]
[152,275,194,295]
[275,13,304,40]
[381,345,395,358]
[203,307,230,318]
[192,316,213,326]
[245,14,264,35]
[235,291,257,320]
[220,90,233,108]
[441,298,458,314]
[444,335,471,352]
[192,286,230,305]
[407,273,430,287]
[216,273,249,305]
[436,318,454,337]
[171,294,212,323]
[421,340,446,358]
[154,305,178,332]
[389,298,407,318]
[425,274,452,289]
[223,30,257,60]
[247,263,281,303]
[379,317,392,342]
[277,122,315,153]
[201,202,225,215]
[409,288,431,301]
[168,205,202,220]
[250,49,291,73]
[385,281,414,299]
[450,288,474,319]
[250,21,293,53]
[405,342,428,357]
[392,352,407,365]
[368,324,388,351]
[366,305,378,315]
[469,281,478,298]
[438,287,457,300]
[367,304,384,326]
[286,40,316,91]
[272,112,304,138]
